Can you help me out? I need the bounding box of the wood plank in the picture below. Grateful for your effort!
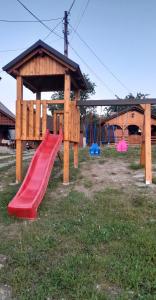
[22,101,28,139]
[145,104,152,184]
[63,73,71,184]
[22,100,64,105]
[63,141,70,184]
[20,55,66,76]
[73,143,78,168]
[35,100,41,138]
[42,102,47,136]
[78,98,156,106]
[16,76,23,139]
[140,142,145,166]
[16,140,23,182]
[53,112,57,134]
[29,101,34,139]
[16,76,23,182]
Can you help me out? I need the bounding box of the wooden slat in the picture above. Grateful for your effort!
[22,101,28,139]
[53,112,57,134]
[29,101,34,139]
[35,100,41,138]
[42,102,47,136]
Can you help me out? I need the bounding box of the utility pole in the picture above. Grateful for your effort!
[63,11,69,57]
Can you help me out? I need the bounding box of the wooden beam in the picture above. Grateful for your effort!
[63,73,71,185]
[73,89,80,168]
[16,140,23,183]
[73,143,78,168]
[145,104,152,184]
[78,98,156,106]
[21,100,64,105]
[16,75,23,182]
[140,142,145,167]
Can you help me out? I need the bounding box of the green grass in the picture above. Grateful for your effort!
[0,147,155,299]
[129,162,144,170]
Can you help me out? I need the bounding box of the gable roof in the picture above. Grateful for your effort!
[3,40,87,91]
[103,105,156,124]
[0,102,15,121]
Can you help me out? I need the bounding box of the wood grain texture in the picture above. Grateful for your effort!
[145,104,152,184]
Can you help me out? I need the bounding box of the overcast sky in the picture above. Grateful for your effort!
[1,0,156,113]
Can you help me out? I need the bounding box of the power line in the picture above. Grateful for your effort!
[0,17,62,23]
[70,0,90,40]
[68,0,77,14]
[0,35,62,53]
[69,43,115,97]
[43,20,63,41]
[16,0,63,39]
[69,24,131,93]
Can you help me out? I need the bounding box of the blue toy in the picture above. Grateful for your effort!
[89,143,100,156]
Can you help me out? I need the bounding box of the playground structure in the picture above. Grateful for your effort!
[79,99,155,185]
[3,40,87,218]
[2,39,156,218]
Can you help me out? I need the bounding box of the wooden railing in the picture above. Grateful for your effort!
[69,102,80,143]
[16,100,64,140]
[16,99,80,143]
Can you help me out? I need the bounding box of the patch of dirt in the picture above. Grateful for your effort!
[74,158,156,197]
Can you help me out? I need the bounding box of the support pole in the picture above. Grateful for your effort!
[73,143,78,168]
[145,104,152,184]
[73,90,80,168]
[16,76,23,182]
[63,11,69,57]
[140,141,145,167]
[63,72,71,184]
[36,92,41,100]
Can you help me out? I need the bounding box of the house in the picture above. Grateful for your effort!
[0,102,15,145]
[102,106,156,144]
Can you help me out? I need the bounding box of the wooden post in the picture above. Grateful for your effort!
[73,143,78,168]
[140,104,145,167]
[140,142,145,167]
[36,92,41,100]
[59,113,63,132]
[53,112,57,134]
[145,104,152,184]
[73,89,80,168]
[63,72,71,184]
[16,76,23,182]
[42,102,47,136]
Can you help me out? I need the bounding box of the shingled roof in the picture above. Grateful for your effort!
[3,40,87,91]
[0,102,15,120]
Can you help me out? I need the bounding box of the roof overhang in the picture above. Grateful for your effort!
[3,40,88,92]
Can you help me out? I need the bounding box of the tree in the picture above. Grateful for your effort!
[48,73,96,117]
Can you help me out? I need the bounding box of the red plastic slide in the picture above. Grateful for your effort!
[8,131,62,219]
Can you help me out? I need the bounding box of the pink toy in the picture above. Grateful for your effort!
[116,139,128,152]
